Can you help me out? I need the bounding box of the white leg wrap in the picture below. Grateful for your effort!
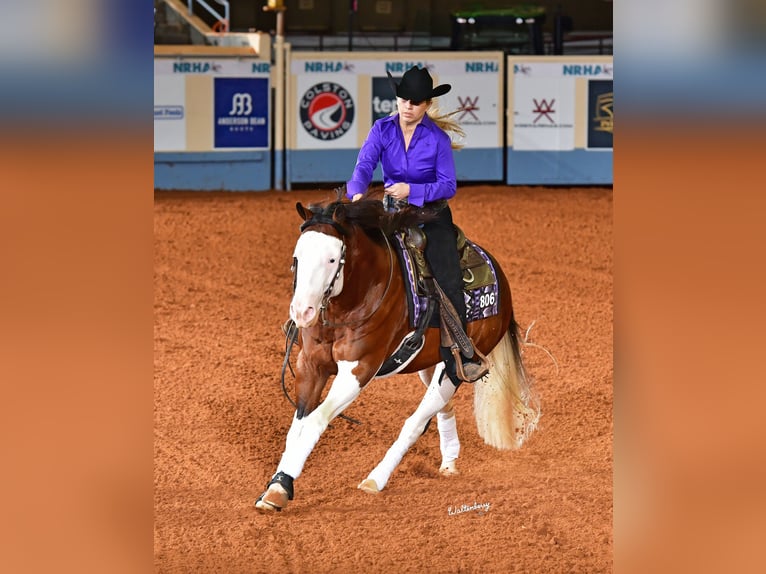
[276,362,361,479]
[437,411,460,463]
[366,365,455,490]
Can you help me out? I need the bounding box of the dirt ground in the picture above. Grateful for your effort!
[154,185,613,573]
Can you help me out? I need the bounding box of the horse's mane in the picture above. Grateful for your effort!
[302,187,438,242]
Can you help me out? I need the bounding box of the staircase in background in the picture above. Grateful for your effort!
[154,0,221,45]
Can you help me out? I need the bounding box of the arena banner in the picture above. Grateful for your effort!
[214,77,270,149]
[587,80,614,149]
[507,56,613,185]
[154,58,271,152]
[512,75,576,151]
[154,56,273,191]
[287,52,505,186]
[154,74,186,151]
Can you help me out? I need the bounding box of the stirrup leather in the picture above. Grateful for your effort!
[432,280,490,382]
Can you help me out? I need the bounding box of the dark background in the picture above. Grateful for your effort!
[229,0,612,36]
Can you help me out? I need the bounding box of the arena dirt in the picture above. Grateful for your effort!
[154,185,613,572]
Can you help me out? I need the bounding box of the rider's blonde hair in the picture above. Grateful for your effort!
[390,99,466,150]
[427,103,465,150]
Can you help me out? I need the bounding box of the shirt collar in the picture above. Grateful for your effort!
[384,113,435,130]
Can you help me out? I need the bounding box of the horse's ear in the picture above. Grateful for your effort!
[296,202,310,221]
[334,184,347,201]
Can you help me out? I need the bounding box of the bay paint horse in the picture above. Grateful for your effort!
[255,192,539,512]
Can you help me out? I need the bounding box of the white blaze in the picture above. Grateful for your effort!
[290,230,344,327]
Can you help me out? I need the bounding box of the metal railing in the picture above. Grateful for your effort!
[188,0,229,31]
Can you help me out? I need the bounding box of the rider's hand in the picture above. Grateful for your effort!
[384,182,410,200]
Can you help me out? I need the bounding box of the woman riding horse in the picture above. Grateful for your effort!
[286,65,487,384]
[256,196,539,513]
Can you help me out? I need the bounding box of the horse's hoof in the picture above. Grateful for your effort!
[357,478,380,494]
[439,461,459,476]
[254,483,289,513]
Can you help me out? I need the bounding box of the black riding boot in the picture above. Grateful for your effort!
[423,205,487,385]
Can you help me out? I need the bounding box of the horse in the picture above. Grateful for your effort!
[255,190,539,513]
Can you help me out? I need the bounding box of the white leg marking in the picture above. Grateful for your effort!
[420,364,460,473]
[275,360,361,479]
[437,410,460,464]
[364,364,455,491]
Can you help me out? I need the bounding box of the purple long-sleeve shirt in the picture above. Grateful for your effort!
[346,114,457,207]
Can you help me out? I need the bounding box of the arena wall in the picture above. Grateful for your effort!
[154,47,612,190]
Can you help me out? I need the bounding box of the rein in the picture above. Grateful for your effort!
[280,331,361,426]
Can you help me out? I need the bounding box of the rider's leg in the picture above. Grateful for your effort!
[422,206,486,384]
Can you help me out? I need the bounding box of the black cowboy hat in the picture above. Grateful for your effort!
[386,65,451,102]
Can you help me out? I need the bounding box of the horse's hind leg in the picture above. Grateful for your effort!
[359,364,455,494]
[418,367,460,476]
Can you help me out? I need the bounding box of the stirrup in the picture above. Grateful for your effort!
[451,346,490,383]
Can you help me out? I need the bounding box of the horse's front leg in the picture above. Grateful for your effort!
[359,364,456,494]
[418,366,460,476]
[255,360,363,513]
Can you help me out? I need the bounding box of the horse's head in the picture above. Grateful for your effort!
[289,201,350,328]
[288,195,435,328]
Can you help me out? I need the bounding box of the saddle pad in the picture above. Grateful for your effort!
[393,235,500,329]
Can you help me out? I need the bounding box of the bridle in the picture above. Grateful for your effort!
[293,222,395,329]
[317,239,346,322]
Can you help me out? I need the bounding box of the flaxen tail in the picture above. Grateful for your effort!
[473,321,540,450]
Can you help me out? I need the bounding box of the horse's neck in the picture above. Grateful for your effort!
[342,231,396,304]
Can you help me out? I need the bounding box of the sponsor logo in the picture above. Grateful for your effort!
[154,105,184,120]
[373,95,396,116]
[304,61,354,73]
[562,64,611,76]
[514,97,573,130]
[587,80,613,148]
[385,61,432,73]
[251,62,271,73]
[532,98,555,124]
[593,92,613,134]
[465,61,499,73]
[300,82,355,140]
[214,78,269,148]
[229,93,253,116]
[173,61,222,74]
[455,95,498,126]
[372,76,395,123]
[457,96,480,121]
[513,64,531,75]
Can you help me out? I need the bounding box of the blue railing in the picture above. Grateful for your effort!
[188,0,230,31]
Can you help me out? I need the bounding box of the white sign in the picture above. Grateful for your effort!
[154,75,186,151]
[439,73,500,148]
[513,76,576,151]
